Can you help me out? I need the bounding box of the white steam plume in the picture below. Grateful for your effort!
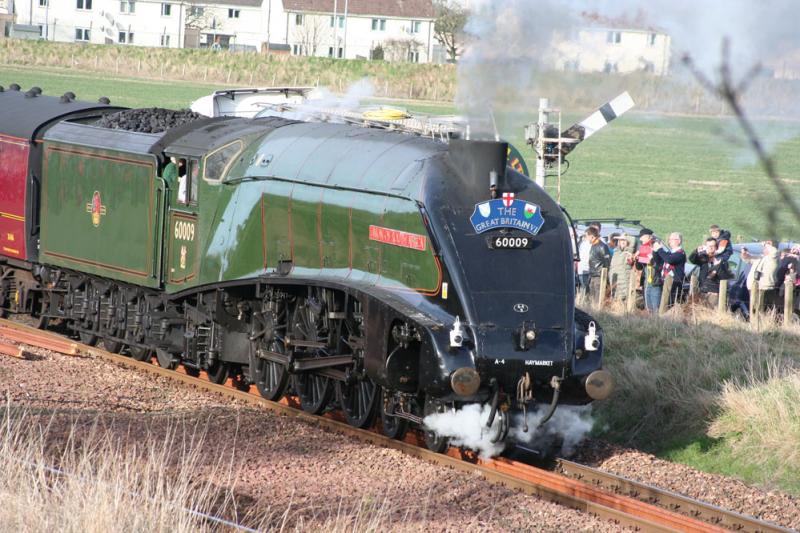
[424,403,594,458]
[261,78,375,122]
[423,403,506,458]
[510,405,594,457]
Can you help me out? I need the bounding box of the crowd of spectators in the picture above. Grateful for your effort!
[575,221,800,317]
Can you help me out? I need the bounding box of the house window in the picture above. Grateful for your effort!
[295,13,303,25]
[160,34,170,46]
[330,15,344,28]
[228,9,239,18]
[410,20,421,33]
[118,31,133,44]
[190,6,203,16]
[371,18,386,31]
[75,27,90,41]
[603,61,618,73]
[39,0,48,7]
[328,46,342,58]
[648,32,657,46]
[606,31,621,44]
[408,50,419,63]
[292,44,300,55]
[120,1,135,14]
[76,0,92,10]
[161,3,171,16]
[563,59,579,72]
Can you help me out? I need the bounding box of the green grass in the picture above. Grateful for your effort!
[659,436,774,487]
[0,65,218,109]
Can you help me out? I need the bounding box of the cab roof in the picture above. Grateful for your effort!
[157,116,297,158]
[0,89,122,141]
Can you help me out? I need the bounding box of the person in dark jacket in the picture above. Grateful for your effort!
[653,232,687,307]
[709,225,733,262]
[585,226,611,300]
[689,237,732,307]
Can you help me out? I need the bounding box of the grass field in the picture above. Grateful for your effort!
[5,65,798,244]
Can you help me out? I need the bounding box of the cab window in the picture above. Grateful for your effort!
[177,158,200,206]
[204,140,243,182]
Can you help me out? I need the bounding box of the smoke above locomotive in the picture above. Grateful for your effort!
[0,85,614,457]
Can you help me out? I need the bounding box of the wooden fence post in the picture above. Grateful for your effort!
[750,288,762,327]
[689,271,699,301]
[627,268,637,312]
[784,279,794,328]
[718,279,728,314]
[598,268,608,308]
[658,276,673,315]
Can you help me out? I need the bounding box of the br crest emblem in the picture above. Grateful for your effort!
[180,245,187,270]
[85,191,107,227]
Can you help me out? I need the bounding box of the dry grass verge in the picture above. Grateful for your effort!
[709,373,800,484]
[0,404,228,532]
[0,403,450,532]
[586,299,800,491]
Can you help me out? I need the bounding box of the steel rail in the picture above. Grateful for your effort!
[557,458,795,533]
[0,318,786,533]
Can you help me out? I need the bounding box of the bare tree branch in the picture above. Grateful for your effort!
[683,38,800,236]
[433,0,467,62]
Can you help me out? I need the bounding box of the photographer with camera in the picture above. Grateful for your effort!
[689,237,732,307]
[652,232,687,308]
[745,240,780,313]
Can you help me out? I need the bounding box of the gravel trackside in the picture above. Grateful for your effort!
[0,341,621,532]
[574,439,800,531]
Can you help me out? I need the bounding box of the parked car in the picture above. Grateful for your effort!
[572,218,649,248]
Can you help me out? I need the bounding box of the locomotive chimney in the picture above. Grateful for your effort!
[448,139,509,196]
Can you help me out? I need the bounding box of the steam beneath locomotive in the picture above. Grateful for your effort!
[424,405,594,459]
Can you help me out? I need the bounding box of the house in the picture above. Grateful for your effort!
[12,0,279,49]
[554,14,671,76]
[281,0,436,62]
[1,0,13,38]
[12,0,437,62]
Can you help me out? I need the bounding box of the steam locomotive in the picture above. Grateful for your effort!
[0,83,612,452]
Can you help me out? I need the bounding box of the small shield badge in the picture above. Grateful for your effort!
[478,202,491,218]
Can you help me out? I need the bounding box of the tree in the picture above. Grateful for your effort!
[185,2,218,32]
[383,37,423,63]
[294,15,326,56]
[433,0,467,62]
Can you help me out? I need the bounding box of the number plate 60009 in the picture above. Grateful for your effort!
[487,235,533,249]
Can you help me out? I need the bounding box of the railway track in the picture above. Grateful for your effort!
[0,317,793,533]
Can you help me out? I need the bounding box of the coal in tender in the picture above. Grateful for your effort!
[94,107,203,133]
